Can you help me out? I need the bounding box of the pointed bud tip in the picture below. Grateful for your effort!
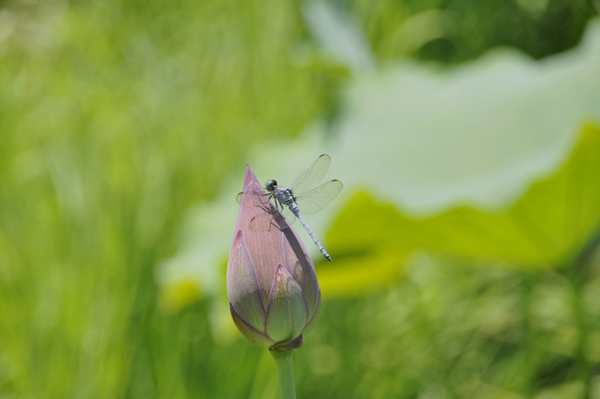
[274,264,292,284]
[244,165,261,189]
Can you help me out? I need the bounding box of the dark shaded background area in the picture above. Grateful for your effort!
[345,0,597,63]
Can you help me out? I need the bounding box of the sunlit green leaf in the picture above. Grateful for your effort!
[317,250,407,299]
[328,124,600,268]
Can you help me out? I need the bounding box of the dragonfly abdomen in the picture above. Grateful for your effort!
[288,203,332,262]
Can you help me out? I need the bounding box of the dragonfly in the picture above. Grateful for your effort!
[237,154,343,261]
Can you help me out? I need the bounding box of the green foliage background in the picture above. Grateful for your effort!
[0,0,599,398]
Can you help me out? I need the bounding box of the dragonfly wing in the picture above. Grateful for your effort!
[295,179,343,215]
[237,190,270,207]
[236,191,244,204]
[281,206,297,226]
[249,211,277,232]
[249,208,294,232]
[290,154,332,193]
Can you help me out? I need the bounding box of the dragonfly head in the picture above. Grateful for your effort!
[265,179,277,192]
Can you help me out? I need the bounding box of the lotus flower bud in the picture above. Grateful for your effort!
[227,165,321,350]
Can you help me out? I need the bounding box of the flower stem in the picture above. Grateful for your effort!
[270,349,296,399]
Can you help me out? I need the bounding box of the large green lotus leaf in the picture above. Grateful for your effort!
[329,20,600,216]
[327,124,600,268]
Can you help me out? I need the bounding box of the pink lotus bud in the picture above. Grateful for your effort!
[227,165,321,350]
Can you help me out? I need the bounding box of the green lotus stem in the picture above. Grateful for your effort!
[270,349,296,399]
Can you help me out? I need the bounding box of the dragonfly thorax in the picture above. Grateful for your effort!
[273,187,296,206]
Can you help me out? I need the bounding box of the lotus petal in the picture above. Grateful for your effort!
[227,230,266,331]
[265,265,309,343]
[230,303,274,348]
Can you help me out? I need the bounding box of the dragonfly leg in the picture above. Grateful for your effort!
[249,196,284,233]
[259,193,273,205]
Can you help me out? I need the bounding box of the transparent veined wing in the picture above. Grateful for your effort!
[279,206,297,225]
[290,154,332,194]
[295,179,343,215]
[236,189,270,207]
[247,206,296,232]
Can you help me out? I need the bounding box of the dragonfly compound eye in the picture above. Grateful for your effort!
[265,180,277,191]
